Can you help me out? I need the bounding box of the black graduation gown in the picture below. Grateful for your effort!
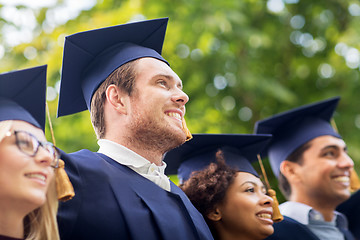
[265,216,354,240]
[337,190,360,240]
[57,149,214,240]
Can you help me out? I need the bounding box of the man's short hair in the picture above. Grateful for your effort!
[279,141,311,199]
[90,59,138,139]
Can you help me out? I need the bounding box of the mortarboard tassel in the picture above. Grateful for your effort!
[182,118,193,141]
[350,168,360,192]
[55,159,75,201]
[267,189,283,222]
[257,154,284,222]
[46,103,75,201]
[331,119,360,192]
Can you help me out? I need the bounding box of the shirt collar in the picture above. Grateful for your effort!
[97,139,167,174]
[279,201,348,228]
[280,201,312,225]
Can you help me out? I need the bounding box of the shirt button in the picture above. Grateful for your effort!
[149,165,156,172]
[313,213,322,221]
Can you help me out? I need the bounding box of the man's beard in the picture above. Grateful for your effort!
[127,113,186,154]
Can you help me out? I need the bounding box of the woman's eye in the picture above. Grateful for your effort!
[245,187,255,193]
[17,140,34,152]
[18,140,31,147]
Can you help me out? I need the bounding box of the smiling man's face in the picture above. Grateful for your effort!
[126,57,189,152]
[295,135,353,206]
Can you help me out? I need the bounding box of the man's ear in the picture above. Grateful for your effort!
[280,160,301,183]
[105,84,129,114]
[207,207,222,222]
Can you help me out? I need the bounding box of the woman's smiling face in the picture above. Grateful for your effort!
[0,120,54,214]
[215,172,274,240]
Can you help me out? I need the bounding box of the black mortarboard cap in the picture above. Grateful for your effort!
[254,97,341,177]
[164,133,272,183]
[57,18,169,117]
[0,65,47,130]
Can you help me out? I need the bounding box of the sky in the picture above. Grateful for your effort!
[0,0,96,47]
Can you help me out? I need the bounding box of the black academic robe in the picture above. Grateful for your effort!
[57,149,214,240]
[337,190,360,240]
[0,235,23,240]
[265,216,355,240]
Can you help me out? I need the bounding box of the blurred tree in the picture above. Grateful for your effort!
[1,0,360,201]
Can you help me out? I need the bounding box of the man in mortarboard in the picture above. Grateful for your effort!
[56,18,213,240]
[255,97,355,240]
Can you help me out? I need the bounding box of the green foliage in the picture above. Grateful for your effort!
[1,0,360,202]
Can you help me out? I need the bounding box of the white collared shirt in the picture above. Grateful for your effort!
[97,139,171,191]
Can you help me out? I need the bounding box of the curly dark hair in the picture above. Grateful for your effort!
[180,149,238,220]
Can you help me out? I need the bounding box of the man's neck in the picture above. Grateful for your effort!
[103,137,164,166]
[124,144,164,166]
[289,197,336,222]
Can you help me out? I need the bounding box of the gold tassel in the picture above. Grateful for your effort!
[55,159,75,202]
[182,118,193,141]
[46,103,75,201]
[331,119,360,192]
[267,189,284,222]
[350,168,360,192]
[257,154,283,222]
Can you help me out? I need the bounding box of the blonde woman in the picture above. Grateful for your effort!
[0,66,60,240]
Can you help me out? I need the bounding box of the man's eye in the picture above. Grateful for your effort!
[157,80,167,86]
[323,151,336,157]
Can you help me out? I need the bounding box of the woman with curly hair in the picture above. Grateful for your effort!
[0,66,60,240]
[165,134,275,240]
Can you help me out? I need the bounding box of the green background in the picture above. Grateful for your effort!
[1,0,360,202]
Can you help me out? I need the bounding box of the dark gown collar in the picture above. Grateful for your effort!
[0,235,24,240]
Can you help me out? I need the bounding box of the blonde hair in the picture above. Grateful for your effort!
[0,120,60,240]
[25,180,59,240]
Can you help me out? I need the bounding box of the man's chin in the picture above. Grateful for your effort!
[172,133,187,147]
[334,190,352,204]
[165,130,187,150]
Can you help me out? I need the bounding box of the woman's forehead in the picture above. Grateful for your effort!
[11,120,46,141]
[235,172,263,185]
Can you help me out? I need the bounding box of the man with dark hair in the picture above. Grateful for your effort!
[255,97,355,240]
[277,141,311,199]
[56,18,213,240]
